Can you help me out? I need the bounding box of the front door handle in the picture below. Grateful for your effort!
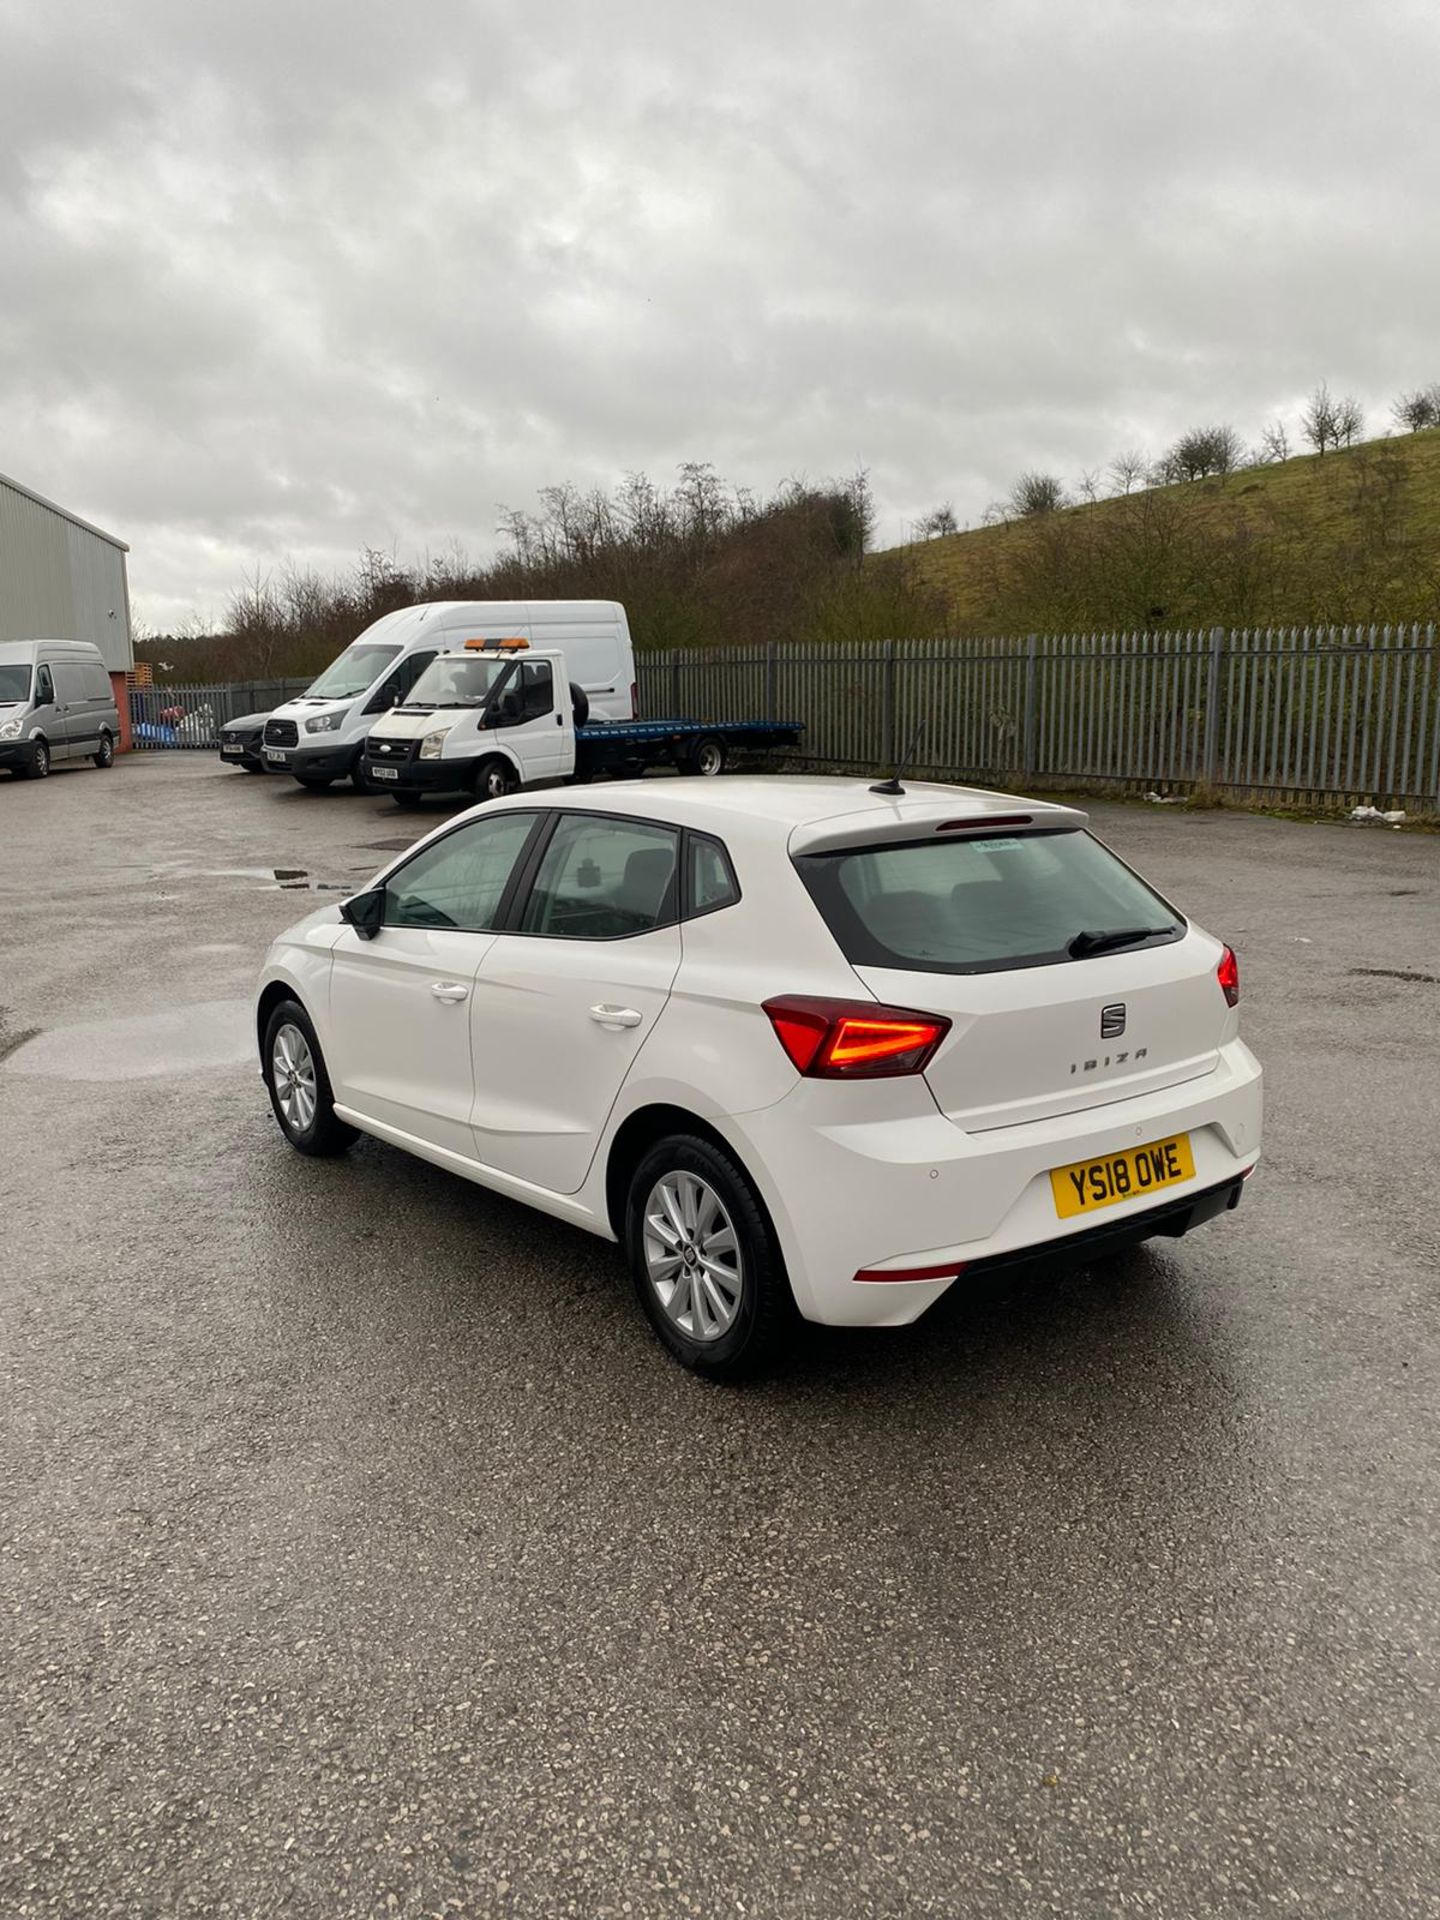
[590,1004,643,1029]
[430,981,469,1003]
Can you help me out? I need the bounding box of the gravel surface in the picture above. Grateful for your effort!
[1,754,1436,1918]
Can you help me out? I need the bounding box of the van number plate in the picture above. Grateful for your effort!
[1050,1133,1194,1218]
[264,747,289,763]
[372,766,398,780]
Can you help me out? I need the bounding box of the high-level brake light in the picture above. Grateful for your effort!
[762,996,950,1079]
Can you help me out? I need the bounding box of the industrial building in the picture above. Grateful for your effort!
[0,470,133,744]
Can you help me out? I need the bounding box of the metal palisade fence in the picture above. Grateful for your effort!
[129,677,312,749]
[637,625,1440,810]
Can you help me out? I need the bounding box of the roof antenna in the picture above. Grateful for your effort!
[871,718,927,796]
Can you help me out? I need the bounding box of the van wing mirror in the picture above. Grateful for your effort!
[339,886,386,940]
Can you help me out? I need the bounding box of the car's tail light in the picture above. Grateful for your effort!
[1217,945,1240,1008]
[630,680,639,718]
[762,996,951,1078]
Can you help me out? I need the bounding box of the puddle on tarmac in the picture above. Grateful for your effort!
[146,865,348,892]
[4,999,253,1081]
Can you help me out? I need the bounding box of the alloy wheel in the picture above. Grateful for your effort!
[272,1022,318,1134]
[642,1171,743,1342]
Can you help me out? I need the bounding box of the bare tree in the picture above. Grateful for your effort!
[914,503,958,539]
[1075,469,1102,505]
[1009,471,1066,516]
[1108,449,1147,495]
[1168,424,1244,481]
[1336,395,1365,447]
[1259,419,1292,464]
[1301,382,1341,455]
[1392,389,1437,433]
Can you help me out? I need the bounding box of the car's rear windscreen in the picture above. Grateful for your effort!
[795,830,1183,974]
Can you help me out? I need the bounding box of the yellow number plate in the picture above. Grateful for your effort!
[1050,1133,1195,1219]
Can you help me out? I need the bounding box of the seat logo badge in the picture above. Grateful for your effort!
[1100,1004,1127,1039]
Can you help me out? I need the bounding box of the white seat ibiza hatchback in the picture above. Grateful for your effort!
[257,778,1262,1378]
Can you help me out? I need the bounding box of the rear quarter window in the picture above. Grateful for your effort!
[796,830,1182,974]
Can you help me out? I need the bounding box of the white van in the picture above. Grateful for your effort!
[261,601,637,790]
[0,638,121,780]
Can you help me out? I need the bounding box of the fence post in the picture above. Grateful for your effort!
[670,653,681,720]
[765,642,777,721]
[881,640,896,771]
[1022,635,1038,776]
[1203,626,1226,785]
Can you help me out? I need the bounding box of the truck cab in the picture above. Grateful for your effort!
[363,640,579,802]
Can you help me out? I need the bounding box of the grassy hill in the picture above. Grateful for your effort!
[894,430,1440,635]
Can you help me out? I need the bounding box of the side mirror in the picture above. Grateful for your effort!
[339,886,386,940]
[363,682,400,715]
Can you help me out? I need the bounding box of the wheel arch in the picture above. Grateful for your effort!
[474,745,524,785]
[603,1102,750,1242]
[256,977,310,1062]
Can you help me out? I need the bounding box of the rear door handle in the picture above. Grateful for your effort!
[590,1004,643,1029]
[430,981,469,1003]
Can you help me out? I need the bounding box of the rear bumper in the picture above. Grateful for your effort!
[716,1040,1263,1328]
[959,1172,1245,1283]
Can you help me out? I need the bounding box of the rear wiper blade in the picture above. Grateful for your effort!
[1068,925,1176,958]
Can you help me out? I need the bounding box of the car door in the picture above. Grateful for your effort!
[33,662,66,758]
[326,810,542,1158]
[479,658,566,783]
[471,812,683,1192]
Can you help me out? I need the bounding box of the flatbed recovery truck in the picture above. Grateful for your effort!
[361,638,802,805]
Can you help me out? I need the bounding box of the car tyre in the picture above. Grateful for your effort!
[474,755,518,803]
[685,735,726,777]
[625,1134,794,1380]
[262,999,358,1157]
[92,733,115,769]
[18,739,50,779]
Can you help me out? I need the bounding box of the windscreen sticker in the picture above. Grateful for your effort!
[968,837,1023,852]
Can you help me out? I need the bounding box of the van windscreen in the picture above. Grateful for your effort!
[0,665,31,702]
[796,830,1183,975]
[306,644,402,700]
[405,656,511,707]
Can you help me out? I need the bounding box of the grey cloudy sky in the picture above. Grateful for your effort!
[3,0,1438,629]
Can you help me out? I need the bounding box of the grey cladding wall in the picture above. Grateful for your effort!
[0,472,133,672]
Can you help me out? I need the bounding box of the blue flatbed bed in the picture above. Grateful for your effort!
[574,715,803,774]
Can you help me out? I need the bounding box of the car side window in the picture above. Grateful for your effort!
[383,812,537,932]
[519,660,553,720]
[688,833,740,916]
[520,815,679,940]
[35,665,55,705]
